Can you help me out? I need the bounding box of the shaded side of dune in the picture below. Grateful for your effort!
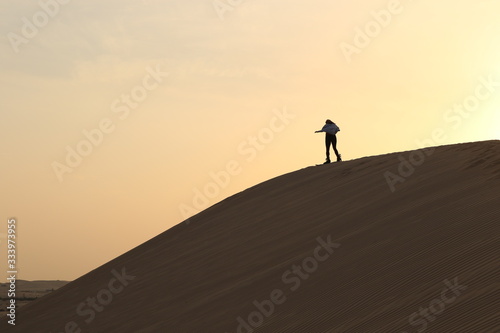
[3,141,499,333]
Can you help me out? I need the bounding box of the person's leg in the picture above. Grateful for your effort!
[325,134,332,162]
[332,135,341,161]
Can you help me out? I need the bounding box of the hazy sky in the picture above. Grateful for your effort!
[1,0,499,282]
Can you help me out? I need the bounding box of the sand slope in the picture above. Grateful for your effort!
[2,141,499,332]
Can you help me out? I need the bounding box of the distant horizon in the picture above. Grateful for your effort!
[0,279,71,283]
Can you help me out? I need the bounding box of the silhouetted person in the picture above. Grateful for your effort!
[315,119,341,164]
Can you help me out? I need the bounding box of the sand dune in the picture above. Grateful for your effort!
[2,141,499,332]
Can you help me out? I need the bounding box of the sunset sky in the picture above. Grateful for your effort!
[1,0,499,282]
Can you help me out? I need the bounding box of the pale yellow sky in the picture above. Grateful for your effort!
[1,0,499,282]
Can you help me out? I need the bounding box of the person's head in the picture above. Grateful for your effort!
[325,119,333,124]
